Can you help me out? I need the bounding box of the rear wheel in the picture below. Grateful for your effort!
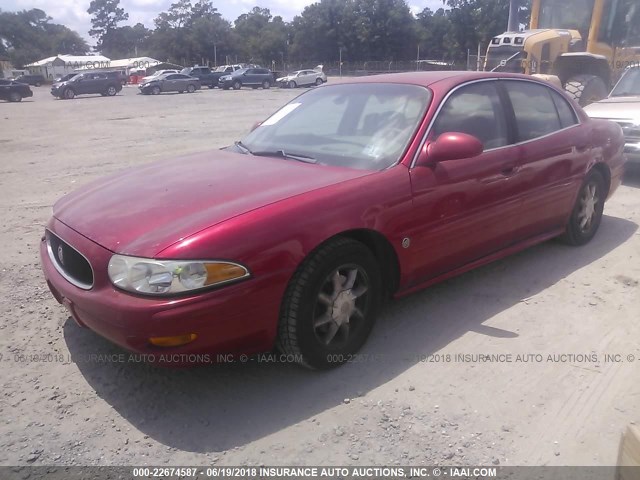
[288,80,297,89]
[561,169,606,246]
[106,85,117,96]
[187,84,196,93]
[233,81,241,90]
[63,88,75,100]
[262,80,271,89]
[34,81,41,87]
[277,237,381,370]
[565,74,608,107]
[8,91,22,102]
[315,78,323,86]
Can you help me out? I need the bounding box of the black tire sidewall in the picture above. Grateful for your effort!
[282,240,381,369]
[565,170,605,245]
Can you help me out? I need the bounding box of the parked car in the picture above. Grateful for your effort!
[276,68,327,88]
[180,66,218,88]
[219,67,274,90]
[0,79,33,102]
[51,72,122,99]
[140,69,179,83]
[14,73,46,87]
[138,73,201,95]
[105,70,128,86]
[40,71,625,369]
[55,73,79,83]
[584,65,640,164]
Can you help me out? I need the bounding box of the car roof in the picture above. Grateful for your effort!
[336,70,552,87]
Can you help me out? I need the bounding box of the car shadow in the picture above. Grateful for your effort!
[64,215,637,453]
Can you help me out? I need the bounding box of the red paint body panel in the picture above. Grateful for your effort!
[40,71,627,362]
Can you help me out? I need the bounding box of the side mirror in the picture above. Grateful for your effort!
[416,132,483,166]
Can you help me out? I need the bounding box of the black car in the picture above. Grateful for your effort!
[218,68,274,90]
[14,74,45,87]
[0,79,33,102]
[180,66,218,88]
[51,72,122,99]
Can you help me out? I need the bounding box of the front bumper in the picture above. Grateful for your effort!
[40,217,286,364]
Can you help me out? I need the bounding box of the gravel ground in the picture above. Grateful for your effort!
[0,84,639,468]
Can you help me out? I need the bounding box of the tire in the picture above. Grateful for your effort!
[8,92,22,102]
[277,237,381,370]
[35,82,41,87]
[106,85,117,96]
[262,80,271,89]
[233,81,241,90]
[63,88,75,100]
[561,169,606,246]
[187,84,196,93]
[315,78,323,86]
[288,80,297,89]
[565,74,608,107]
[151,86,161,95]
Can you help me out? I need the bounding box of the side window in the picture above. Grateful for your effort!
[166,74,179,80]
[504,81,562,141]
[550,91,578,128]
[431,81,509,149]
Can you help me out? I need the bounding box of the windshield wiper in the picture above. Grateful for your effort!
[234,140,253,154]
[251,149,317,164]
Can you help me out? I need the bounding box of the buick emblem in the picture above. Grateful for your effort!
[57,245,65,266]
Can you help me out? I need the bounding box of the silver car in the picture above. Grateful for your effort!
[584,66,640,164]
[276,68,327,88]
[139,73,201,95]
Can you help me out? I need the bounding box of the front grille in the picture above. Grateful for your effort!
[46,230,94,289]
[615,121,640,142]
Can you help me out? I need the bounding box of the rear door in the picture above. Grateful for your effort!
[407,80,524,285]
[500,79,586,239]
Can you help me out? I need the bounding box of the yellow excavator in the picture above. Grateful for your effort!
[485,0,640,105]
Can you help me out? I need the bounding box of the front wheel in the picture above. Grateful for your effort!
[288,80,297,89]
[277,237,381,370]
[561,169,606,246]
[187,84,196,93]
[63,88,75,100]
[565,74,608,107]
[151,86,161,95]
[315,78,323,86]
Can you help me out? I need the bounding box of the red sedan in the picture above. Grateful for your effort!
[40,71,626,369]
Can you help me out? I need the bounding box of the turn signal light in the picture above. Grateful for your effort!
[149,333,197,347]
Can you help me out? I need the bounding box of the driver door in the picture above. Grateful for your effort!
[406,80,524,286]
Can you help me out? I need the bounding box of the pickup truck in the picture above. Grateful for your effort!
[180,65,242,89]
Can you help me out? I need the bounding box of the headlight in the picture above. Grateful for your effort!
[107,254,249,295]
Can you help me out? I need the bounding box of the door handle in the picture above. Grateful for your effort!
[500,165,518,177]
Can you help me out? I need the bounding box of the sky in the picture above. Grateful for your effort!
[4,0,446,44]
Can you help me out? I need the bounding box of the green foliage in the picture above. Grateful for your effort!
[87,0,129,57]
[0,8,89,67]
[1,0,535,69]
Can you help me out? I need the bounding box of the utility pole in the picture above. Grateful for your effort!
[507,0,520,32]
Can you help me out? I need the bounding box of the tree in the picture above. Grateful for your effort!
[0,8,88,67]
[87,0,129,56]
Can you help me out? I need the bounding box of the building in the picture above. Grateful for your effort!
[24,54,111,81]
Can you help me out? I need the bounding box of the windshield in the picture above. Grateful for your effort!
[611,68,640,96]
[539,0,595,34]
[180,68,192,75]
[235,83,430,171]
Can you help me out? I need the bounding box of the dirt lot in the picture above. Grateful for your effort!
[0,84,639,468]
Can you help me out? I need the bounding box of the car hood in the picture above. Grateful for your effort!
[584,96,640,121]
[53,149,370,257]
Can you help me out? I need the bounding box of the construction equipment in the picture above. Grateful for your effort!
[485,0,640,105]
